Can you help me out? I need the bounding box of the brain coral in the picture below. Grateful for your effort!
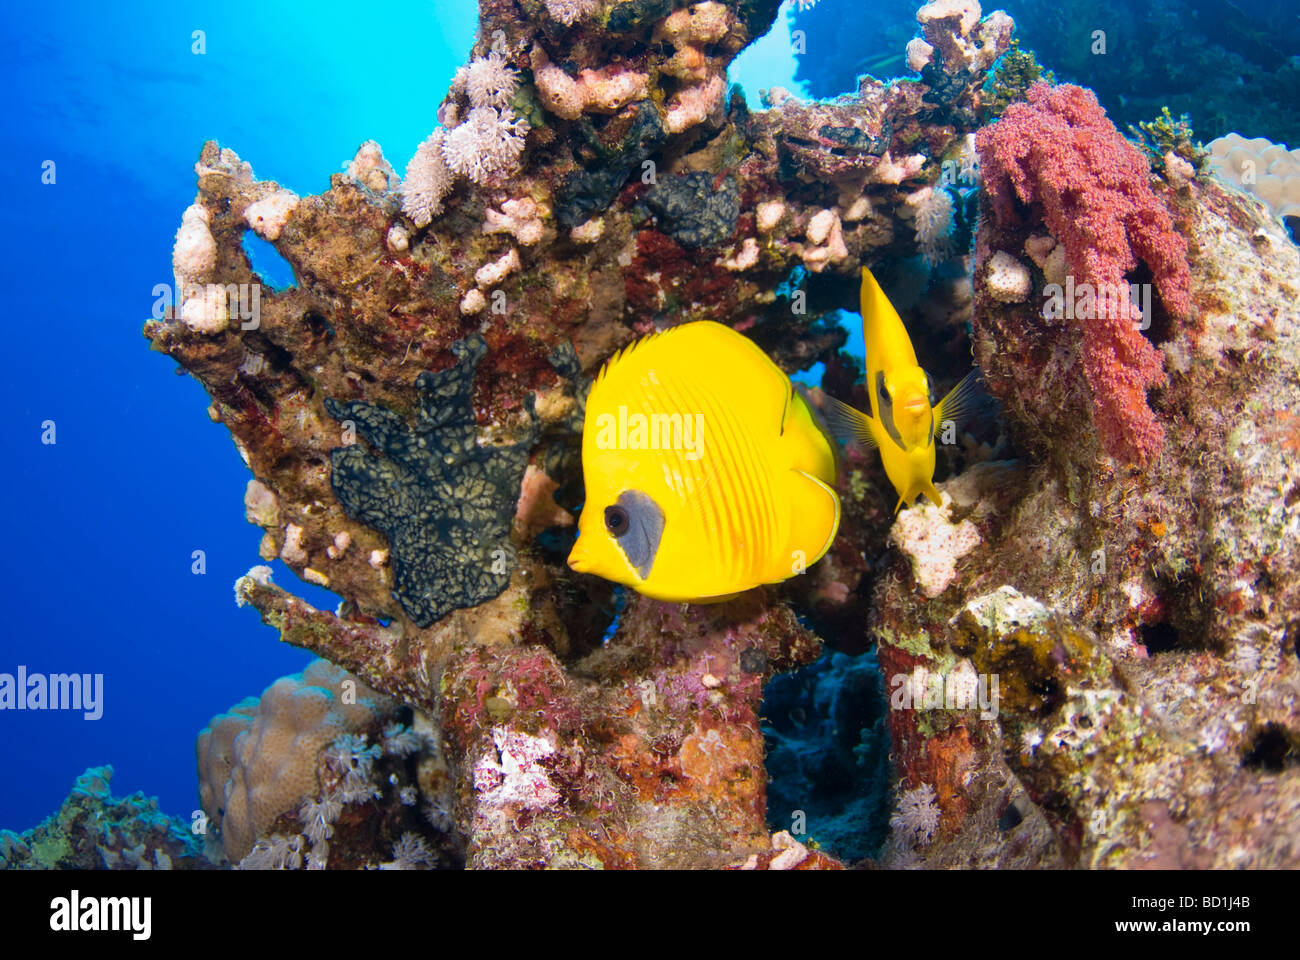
[1206,133,1300,226]
[196,659,394,862]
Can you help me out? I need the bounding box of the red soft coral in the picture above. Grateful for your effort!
[976,83,1191,462]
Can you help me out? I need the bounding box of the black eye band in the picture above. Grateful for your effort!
[876,371,904,448]
[608,490,665,580]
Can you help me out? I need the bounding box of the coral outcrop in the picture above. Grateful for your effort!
[875,154,1300,868]
[118,0,1300,871]
[0,767,208,870]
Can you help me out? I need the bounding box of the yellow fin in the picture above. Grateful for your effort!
[782,387,840,483]
[818,392,880,452]
[786,469,841,567]
[932,370,980,438]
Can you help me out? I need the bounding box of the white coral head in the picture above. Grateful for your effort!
[442,107,529,186]
[467,52,520,110]
[401,130,454,227]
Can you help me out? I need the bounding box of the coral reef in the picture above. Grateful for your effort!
[0,767,208,870]
[1207,132,1300,231]
[109,0,1300,872]
[873,152,1300,868]
[199,657,456,869]
[197,658,397,861]
[796,0,1300,150]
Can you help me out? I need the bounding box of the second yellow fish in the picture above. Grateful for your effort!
[567,321,840,602]
[822,267,977,513]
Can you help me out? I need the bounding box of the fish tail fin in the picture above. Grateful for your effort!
[784,469,841,569]
[860,266,899,331]
[923,481,943,507]
[932,370,981,439]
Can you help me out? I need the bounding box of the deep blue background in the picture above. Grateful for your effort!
[0,0,482,830]
[0,0,804,831]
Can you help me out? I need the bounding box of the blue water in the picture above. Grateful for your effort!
[0,0,804,831]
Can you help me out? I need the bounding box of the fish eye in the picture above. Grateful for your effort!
[604,505,630,536]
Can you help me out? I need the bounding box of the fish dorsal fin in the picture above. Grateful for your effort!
[861,266,918,372]
[818,392,880,452]
[931,371,980,438]
[590,329,667,393]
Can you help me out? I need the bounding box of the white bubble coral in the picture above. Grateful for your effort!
[442,107,529,185]
[484,197,545,245]
[665,74,726,134]
[172,203,216,285]
[466,52,520,110]
[475,247,522,287]
[533,55,650,121]
[243,189,299,241]
[801,208,849,273]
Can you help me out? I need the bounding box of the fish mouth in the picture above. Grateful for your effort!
[901,396,928,415]
[567,539,592,573]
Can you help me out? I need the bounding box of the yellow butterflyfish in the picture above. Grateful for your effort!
[567,320,841,602]
[821,267,978,513]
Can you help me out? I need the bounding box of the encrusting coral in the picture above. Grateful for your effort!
[198,657,456,869]
[323,335,536,627]
[116,0,1300,870]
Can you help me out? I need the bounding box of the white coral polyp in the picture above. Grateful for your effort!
[544,0,598,27]
[911,186,955,266]
[401,130,454,227]
[466,52,520,110]
[442,107,529,185]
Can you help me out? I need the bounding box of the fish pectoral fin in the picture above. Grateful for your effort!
[786,469,841,567]
[818,393,880,451]
[932,370,980,438]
